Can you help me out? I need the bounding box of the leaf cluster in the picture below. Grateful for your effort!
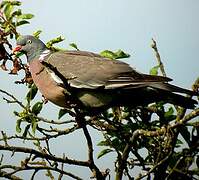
[0,0,34,38]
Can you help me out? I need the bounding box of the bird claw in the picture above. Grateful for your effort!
[65,100,77,108]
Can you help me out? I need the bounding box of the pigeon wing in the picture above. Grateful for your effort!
[46,50,172,89]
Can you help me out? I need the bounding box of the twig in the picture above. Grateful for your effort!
[0,169,22,180]
[0,144,89,167]
[36,124,78,137]
[128,108,199,143]
[35,115,75,125]
[0,154,3,165]
[87,116,117,131]
[136,145,173,180]
[0,164,83,180]
[115,142,131,180]
[74,109,104,180]
[1,131,8,146]
[58,154,65,180]
[0,89,26,109]
[0,124,78,141]
[83,125,103,179]
[0,13,18,36]
[30,169,38,180]
[0,134,47,141]
[172,108,199,128]
[151,38,167,77]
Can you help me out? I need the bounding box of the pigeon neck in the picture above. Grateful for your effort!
[39,49,51,61]
[27,49,51,62]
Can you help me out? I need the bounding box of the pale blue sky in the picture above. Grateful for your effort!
[0,0,199,179]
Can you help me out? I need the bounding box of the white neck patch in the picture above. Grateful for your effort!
[39,50,64,84]
[39,50,51,61]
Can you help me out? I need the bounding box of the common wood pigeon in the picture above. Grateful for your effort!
[13,35,197,112]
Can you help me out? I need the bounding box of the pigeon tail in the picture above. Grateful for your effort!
[150,83,198,96]
[163,92,198,109]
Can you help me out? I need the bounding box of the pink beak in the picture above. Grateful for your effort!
[12,45,22,53]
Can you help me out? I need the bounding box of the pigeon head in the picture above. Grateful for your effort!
[13,35,47,62]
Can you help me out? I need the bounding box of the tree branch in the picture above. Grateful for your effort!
[0,89,26,109]
[0,164,83,180]
[0,144,89,167]
[75,110,105,180]
[151,38,167,77]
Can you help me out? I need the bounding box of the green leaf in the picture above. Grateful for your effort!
[4,25,11,34]
[4,3,13,19]
[32,102,43,115]
[69,43,79,50]
[111,138,125,151]
[150,65,160,75]
[26,84,38,103]
[10,9,22,19]
[16,20,30,26]
[100,50,117,59]
[97,140,110,146]
[15,51,24,58]
[169,152,181,168]
[180,126,191,146]
[0,1,9,9]
[97,148,113,159]
[10,1,21,6]
[115,49,130,59]
[16,119,22,133]
[175,139,183,148]
[33,30,42,38]
[13,111,19,117]
[31,120,38,134]
[100,49,130,60]
[97,138,125,152]
[9,32,13,39]
[18,13,34,20]
[164,107,176,121]
[196,156,199,168]
[22,124,30,138]
[46,36,65,48]
[33,140,40,147]
[58,108,72,119]
[165,107,174,116]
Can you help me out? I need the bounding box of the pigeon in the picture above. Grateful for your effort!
[13,35,197,112]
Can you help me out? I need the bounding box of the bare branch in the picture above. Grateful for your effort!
[151,38,167,77]
[75,109,105,180]
[0,169,22,180]
[173,108,199,128]
[0,89,26,109]
[35,115,75,125]
[0,164,83,180]
[0,144,89,167]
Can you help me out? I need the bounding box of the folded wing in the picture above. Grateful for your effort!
[46,50,179,91]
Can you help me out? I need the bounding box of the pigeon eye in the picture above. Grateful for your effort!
[27,40,32,44]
